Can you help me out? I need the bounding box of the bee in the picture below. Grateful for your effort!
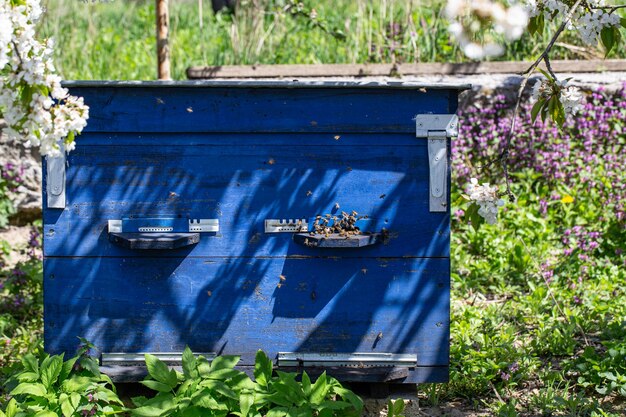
[306,190,313,197]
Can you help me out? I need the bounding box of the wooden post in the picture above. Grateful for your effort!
[156,0,171,80]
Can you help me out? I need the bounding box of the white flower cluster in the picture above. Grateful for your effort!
[446,0,529,59]
[531,78,583,117]
[526,0,621,44]
[468,178,505,225]
[0,0,88,157]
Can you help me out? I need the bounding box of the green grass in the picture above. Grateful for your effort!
[39,0,626,80]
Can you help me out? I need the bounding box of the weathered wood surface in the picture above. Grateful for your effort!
[43,83,456,383]
[43,135,449,258]
[187,59,626,79]
[44,257,450,369]
[65,86,458,133]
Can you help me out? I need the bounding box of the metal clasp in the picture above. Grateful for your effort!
[415,114,458,212]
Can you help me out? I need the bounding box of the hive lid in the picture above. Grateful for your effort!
[62,80,471,90]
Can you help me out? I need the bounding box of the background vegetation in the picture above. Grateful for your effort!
[1,0,625,415]
[40,0,626,80]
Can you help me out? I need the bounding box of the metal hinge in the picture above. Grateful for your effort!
[277,352,417,368]
[415,114,458,212]
[46,151,66,209]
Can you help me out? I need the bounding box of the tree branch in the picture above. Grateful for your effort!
[489,0,584,201]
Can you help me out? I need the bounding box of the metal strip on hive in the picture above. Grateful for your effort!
[277,352,416,367]
[101,352,216,366]
[264,219,309,233]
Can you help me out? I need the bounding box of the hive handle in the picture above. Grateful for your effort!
[109,232,200,250]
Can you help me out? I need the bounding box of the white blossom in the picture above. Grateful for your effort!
[531,77,583,118]
[0,0,88,157]
[558,81,583,116]
[445,0,528,59]
[528,0,621,45]
[467,178,505,225]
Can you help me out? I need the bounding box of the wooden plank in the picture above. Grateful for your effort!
[66,86,457,133]
[43,136,450,258]
[186,59,626,79]
[44,257,450,367]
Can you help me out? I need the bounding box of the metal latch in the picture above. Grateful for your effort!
[415,114,458,212]
[277,352,417,368]
[46,152,66,209]
[108,217,219,233]
[101,352,216,366]
[264,219,309,233]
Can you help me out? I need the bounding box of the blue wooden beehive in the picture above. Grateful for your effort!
[43,81,467,383]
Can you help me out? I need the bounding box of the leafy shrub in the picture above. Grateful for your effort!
[0,163,25,228]
[0,226,43,383]
[2,341,124,417]
[132,348,363,417]
[570,343,626,397]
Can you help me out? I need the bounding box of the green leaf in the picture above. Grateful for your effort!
[34,411,58,417]
[240,390,254,417]
[333,387,363,411]
[180,406,202,417]
[537,68,552,81]
[182,347,198,379]
[554,99,565,127]
[266,408,288,417]
[265,392,293,408]
[309,372,328,406]
[70,393,81,409]
[531,99,545,123]
[200,379,238,400]
[4,399,18,417]
[59,357,79,383]
[141,380,174,393]
[528,15,545,36]
[41,355,64,389]
[16,372,40,382]
[141,392,176,410]
[206,368,242,381]
[22,354,40,375]
[192,389,227,410]
[131,406,166,417]
[229,372,256,391]
[601,26,616,56]
[253,350,272,388]
[145,354,178,389]
[315,401,352,411]
[301,372,311,397]
[62,376,93,392]
[393,399,405,416]
[465,202,483,232]
[11,382,47,397]
[196,356,212,378]
[79,357,100,377]
[621,17,626,28]
[60,396,76,417]
[210,355,240,372]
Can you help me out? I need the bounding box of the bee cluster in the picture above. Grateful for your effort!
[311,211,364,237]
